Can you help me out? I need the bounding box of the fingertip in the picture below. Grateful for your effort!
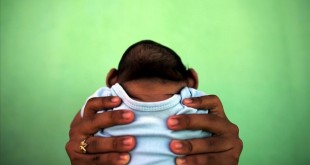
[111,96,121,103]
[121,110,135,121]
[122,136,136,149]
[170,140,183,150]
[118,153,130,164]
[176,157,187,165]
[167,116,180,129]
[183,98,193,104]
[122,136,134,145]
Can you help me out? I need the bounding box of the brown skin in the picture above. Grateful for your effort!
[66,97,136,165]
[65,68,243,165]
[169,95,243,165]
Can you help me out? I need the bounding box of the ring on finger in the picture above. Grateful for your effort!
[79,137,89,154]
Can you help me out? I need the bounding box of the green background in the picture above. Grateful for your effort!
[1,0,309,164]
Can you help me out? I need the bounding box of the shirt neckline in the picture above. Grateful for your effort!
[111,83,182,111]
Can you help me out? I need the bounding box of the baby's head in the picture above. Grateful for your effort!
[106,40,198,89]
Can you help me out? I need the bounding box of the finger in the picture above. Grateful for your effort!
[183,95,226,118]
[68,151,131,165]
[85,136,136,154]
[83,96,122,118]
[170,136,233,155]
[76,110,135,135]
[66,136,136,154]
[175,153,239,165]
[167,114,231,134]
[176,154,210,165]
[66,137,133,165]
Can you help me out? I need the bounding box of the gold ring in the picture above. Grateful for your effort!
[79,138,88,154]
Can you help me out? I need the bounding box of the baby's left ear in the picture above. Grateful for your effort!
[186,68,198,89]
[106,68,119,87]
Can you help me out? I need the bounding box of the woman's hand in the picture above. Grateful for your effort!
[168,95,243,165]
[66,95,242,165]
[65,97,136,165]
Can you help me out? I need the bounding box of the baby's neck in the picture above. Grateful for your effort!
[120,79,186,102]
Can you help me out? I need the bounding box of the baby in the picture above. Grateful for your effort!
[81,40,211,165]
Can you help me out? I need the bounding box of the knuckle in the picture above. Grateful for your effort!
[85,97,96,108]
[183,115,192,129]
[231,149,241,163]
[100,97,111,109]
[236,138,243,151]
[87,97,96,103]
[185,140,194,153]
[195,96,203,105]
[88,138,99,152]
[230,138,243,161]
[232,152,241,161]
[207,138,216,148]
[210,94,219,100]
[188,96,202,107]
[239,138,244,148]
[104,110,122,126]
[230,123,240,135]
[91,155,101,165]
[186,155,199,165]
[65,146,80,162]
[212,95,222,106]
[113,138,119,150]
[89,117,100,131]
[111,110,121,123]
[203,154,215,164]
[65,141,71,153]
[205,114,217,124]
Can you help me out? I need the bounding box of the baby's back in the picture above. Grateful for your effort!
[90,83,211,165]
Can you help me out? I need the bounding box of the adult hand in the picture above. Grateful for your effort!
[65,97,136,165]
[168,95,243,165]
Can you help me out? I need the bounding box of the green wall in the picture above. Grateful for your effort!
[1,0,309,164]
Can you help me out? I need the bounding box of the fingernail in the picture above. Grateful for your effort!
[183,98,192,104]
[119,153,130,164]
[111,97,120,103]
[122,137,133,145]
[122,111,132,119]
[176,157,186,165]
[173,140,183,149]
[168,117,179,126]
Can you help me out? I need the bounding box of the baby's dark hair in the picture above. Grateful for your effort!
[117,40,188,82]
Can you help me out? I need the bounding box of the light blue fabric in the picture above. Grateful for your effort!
[81,83,211,165]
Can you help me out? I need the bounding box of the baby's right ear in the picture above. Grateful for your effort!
[186,68,199,89]
[106,68,119,87]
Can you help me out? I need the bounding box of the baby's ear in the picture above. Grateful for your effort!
[186,68,198,89]
[106,68,118,87]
